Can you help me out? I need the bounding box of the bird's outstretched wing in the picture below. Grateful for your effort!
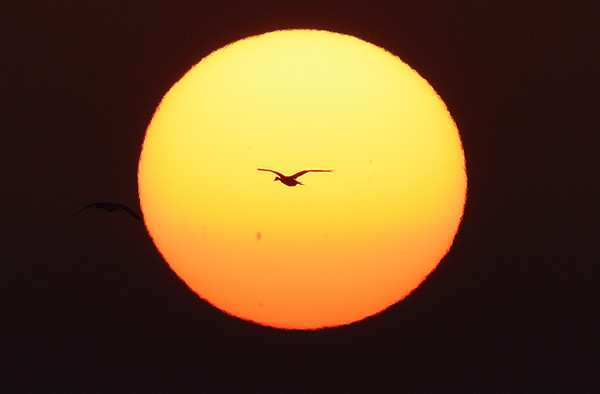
[257,168,285,178]
[117,204,143,221]
[71,203,100,217]
[290,169,333,179]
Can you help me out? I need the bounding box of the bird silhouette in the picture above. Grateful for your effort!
[257,168,332,186]
[72,202,143,221]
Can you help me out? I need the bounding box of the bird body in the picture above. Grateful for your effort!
[257,168,332,186]
[72,202,143,221]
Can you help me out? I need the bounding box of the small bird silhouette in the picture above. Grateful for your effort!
[257,168,332,187]
[72,202,143,221]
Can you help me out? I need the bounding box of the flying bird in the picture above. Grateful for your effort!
[257,168,332,187]
[72,202,143,221]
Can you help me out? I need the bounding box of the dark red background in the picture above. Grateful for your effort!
[2,2,596,392]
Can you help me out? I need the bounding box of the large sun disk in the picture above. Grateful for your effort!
[138,30,466,329]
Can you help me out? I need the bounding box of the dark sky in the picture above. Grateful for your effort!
[2,1,597,393]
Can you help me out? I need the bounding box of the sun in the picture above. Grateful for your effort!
[138,29,467,329]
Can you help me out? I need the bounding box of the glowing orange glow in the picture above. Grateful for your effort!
[138,30,467,329]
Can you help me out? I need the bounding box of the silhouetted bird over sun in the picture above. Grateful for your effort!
[72,202,143,221]
[257,168,332,187]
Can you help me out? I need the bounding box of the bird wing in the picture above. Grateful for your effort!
[117,204,144,221]
[290,169,332,179]
[257,168,285,178]
[71,203,98,217]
